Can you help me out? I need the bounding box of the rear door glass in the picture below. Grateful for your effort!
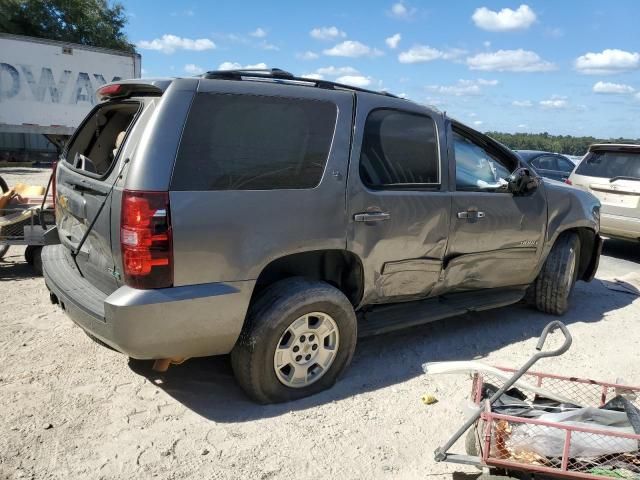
[531,155,557,171]
[172,93,337,190]
[576,151,640,179]
[65,102,139,177]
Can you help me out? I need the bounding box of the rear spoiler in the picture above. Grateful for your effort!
[588,144,640,154]
[96,79,172,102]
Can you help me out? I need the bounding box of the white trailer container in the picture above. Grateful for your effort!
[0,33,141,140]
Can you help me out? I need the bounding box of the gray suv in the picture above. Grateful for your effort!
[42,69,602,403]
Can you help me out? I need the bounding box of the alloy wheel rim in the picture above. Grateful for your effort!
[273,312,340,388]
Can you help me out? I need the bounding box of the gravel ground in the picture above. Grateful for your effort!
[1,167,639,480]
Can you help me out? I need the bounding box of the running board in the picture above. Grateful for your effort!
[357,287,527,337]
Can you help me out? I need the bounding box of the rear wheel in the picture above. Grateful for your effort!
[231,277,357,404]
[0,244,9,260]
[528,232,580,315]
[0,175,8,193]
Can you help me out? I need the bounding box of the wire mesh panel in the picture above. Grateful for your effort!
[0,207,54,242]
[473,369,640,479]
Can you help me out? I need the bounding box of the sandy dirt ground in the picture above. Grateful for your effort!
[1,167,639,480]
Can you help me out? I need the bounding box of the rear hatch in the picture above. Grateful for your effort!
[55,97,148,294]
[571,147,640,218]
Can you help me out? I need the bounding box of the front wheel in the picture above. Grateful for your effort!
[528,232,581,315]
[231,277,357,404]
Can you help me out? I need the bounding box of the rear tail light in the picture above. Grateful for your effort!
[564,178,573,185]
[121,190,173,289]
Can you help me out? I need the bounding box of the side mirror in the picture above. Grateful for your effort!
[508,167,539,195]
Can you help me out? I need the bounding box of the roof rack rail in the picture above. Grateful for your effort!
[201,68,399,98]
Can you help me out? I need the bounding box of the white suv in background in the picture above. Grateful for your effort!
[570,144,640,242]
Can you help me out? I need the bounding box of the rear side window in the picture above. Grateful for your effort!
[531,155,557,170]
[575,151,640,179]
[359,109,439,188]
[65,102,139,176]
[172,94,337,190]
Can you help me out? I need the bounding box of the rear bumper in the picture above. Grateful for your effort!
[601,212,640,240]
[42,245,254,359]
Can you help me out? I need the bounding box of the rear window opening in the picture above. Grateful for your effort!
[64,102,140,177]
[576,150,640,180]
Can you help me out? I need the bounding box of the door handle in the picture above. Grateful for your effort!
[457,210,485,219]
[354,212,391,222]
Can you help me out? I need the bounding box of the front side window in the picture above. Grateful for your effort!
[359,109,439,188]
[453,132,512,191]
[172,94,337,190]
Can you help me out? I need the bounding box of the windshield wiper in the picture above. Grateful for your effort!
[609,176,640,183]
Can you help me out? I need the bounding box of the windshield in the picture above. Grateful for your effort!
[575,151,640,180]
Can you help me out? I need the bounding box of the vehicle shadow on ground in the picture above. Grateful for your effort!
[602,238,640,264]
[130,277,637,423]
[0,256,38,281]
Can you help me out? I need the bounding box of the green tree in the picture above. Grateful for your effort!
[0,0,134,52]
[485,131,640,156]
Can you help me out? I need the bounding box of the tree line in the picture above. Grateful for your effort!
[486,131,640,156]
[0,0,134,52]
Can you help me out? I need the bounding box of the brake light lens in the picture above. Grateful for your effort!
[564,178,573,185]
[121,190,172,289]
[97,83,122,100]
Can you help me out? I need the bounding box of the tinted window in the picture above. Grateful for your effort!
[359,109,439,188]
[556,156,576,173]
[453,132,511,191]
[575,151,640,179]
[172,94,337,190]
[531,155,557,170]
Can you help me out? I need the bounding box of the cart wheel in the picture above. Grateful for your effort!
[25,246,43,275]
[0,244,9,260]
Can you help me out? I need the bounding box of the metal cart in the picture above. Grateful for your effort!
[0,172,57,271]
[435,321,640,479]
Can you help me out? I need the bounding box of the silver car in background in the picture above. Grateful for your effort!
[570,144,640,242]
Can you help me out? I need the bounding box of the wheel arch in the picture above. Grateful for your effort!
[250,249,365,308]
[542,226,600,281]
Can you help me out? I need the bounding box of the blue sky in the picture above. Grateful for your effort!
[124,0,640,138]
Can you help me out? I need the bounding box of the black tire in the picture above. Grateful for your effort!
[25,246,43,274]
[528,232,581,315]
[231,277,357,404]
[0,175,8,193]
[0,244,9,260]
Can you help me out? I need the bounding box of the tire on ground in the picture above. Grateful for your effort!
[529,232,581,316]
[231,277,357,404]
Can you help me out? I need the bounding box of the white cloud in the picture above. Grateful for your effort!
[137,34,215,54]
[539,95,568,109]
[250,28,267,38]
[483,41,491,49]
[398,92,408,99]
[310,26,346,41]
[336,75,372,87]
[469,112,478,117]
[323,40,383,58]
[473,120,484,126]
[184,64,204,75]
[427,78,498,96]
[386,33,402,49]
[466,49,555,72]
[575,49,640,75]
[316,66,360,76]
[389,2,417,20]
[636,92,640,101]
[512,100,533,107]
[217,62,268,70]
[302,73,324,80]
[517,124,528,128]
[398,45,466,63]
[472,4,536,31]
[297,51,319,60]
[593,81,635,94]
[258,40,279,51]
